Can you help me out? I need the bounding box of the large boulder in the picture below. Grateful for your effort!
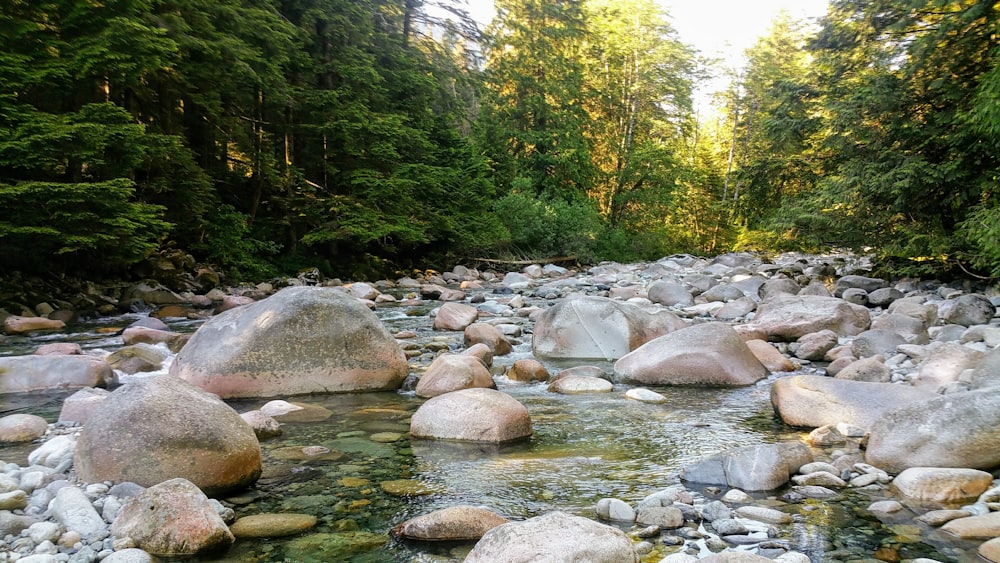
[74,375,261,496]
[0,355,115,394]
[680,443,812,491]
[770,375,936,430]
[940,294,995,327]
[410,388,531,444]
[414,354,494,398]
[865,388,1000,474]
[110,478,234,556]
[750,294,870,341]
[614,323,767,386]
[532,296,684,360]
[464,511,638,563]
[170,286,407,397]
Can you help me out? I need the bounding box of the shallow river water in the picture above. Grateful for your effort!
[0,298,988,562]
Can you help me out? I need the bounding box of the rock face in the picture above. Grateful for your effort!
[464,511,639,563]
[414,354,494,398]
[890,468,993,503]
[74,375,262,496]
[770,375,936,430]
[532,296,684,360]
[750,294,870,340]
[865,388,1000,474]
[410,388,532,443]
[0,355,114,394]
[110,478,234,556]
[614,323,768,386]
[679,443,812,491]
[170,286,408,397]
[391,506,508,541]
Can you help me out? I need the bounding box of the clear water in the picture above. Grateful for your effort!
[0,305,986,562]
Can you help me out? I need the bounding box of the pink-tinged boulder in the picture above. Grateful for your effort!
[170,286,407,398]
[3,315,64,335]
[58,387,110,425]
[464,323,512,355]
[464,511,638,563]
[110,478,234,556]
[614,323,767,386]
[771,375,936,430]
[506,359,549,383]
[890,467,993,503]
[433,302,479,331]
[750,294,870,341]
[548,375,612,394]
[865,388,1000,474]
[794,330,839,361]
[122,326,190,353]
[410,388,532,444]
[0,414,48,443]
[217,294,255,313]
[74,375,261,496]
[0,355,115,394]
[34,342,82,356]
[745,339,796,372]
[415,354,494,398]
[392,506,508,541]
[532,296,685,360]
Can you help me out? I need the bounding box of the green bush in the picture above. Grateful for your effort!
[492,192,604,259]
[192,205,280,282]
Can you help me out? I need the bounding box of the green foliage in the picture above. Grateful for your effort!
[191,205,279,282]
[491,191,604,260]
[0,179,169,272]
[959,205,1000,278]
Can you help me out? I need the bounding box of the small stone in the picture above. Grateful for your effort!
[868,500,904,514]
[711,518,748,535]
[792,471,846,488]
[369,432,402,443]
[625,388,668,403]
[735,506,793,524]
[635,506,684,528]
[379,479,440,496]
[229,514,318,538]
[722,489,754,503]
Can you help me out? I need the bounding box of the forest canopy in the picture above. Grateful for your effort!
[0,0,997,280]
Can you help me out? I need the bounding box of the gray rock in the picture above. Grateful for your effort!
[734,506,793,524]
[751,294,870,340]
[834,275,887,296]
[835,356,891,383]
[647,281,695,307]
[635,506,684,528]
[679,443,812,491]
[596,498,636,522]
[940,294,995,327]
[615,323,767,386]
[868,287,904,307]
[841,288,869,306]
[0,355,115,394]
[701,500,732,522]
[913,342,984,391]
[870,313,929,344]
[711,518,748,535]
[464,511,639,563]
[170,286,408,397]
[866,388,1000,473]
[49,486,107,541]
[28,435,76,469]
[794,330,839,361]
[100,549,154,563]
[851,330,906,358]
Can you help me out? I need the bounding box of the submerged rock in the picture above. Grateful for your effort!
[464,511,639,563]
[391,505,508,541]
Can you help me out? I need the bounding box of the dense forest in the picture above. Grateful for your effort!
[0,0,997,282]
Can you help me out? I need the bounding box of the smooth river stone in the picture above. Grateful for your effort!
[379,480,441,496]
[941,511,1000,539]
[891,467,993,503]
[392,506,509,541]
[734,506,793,524]
[548,375,612,394]
[625,388,668,403]
[229,514,317,538]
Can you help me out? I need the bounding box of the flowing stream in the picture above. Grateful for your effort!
[0,297,987,562]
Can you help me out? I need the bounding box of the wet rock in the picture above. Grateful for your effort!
[891,468,993,503]
[916,509,972,526]
[170,286,407,397]
[770,375,936,430]
[111,478,234,555]
[615,323,768,386]
[0,355,115,394]
[0,414,48,443]
[750,294,870,340]
[532,296,684,360]
[74,375,261,496]
[505,359,549,383]
[391,505,508,541]
[410,388,532,444]
[940,511,1000,539]
[34,342,82,355]
[120,326,190,353]
[465,511,639,563]
[415,354,494,398]
[679,443,812,491]
[106,343,169,374]
[239,410,282,439]
[791,472,846,488]
[734,506,792,524]
[625,388,667,403]
[865,388,1000,474]
[834,275,886,296]
[636,506,683,528]
[548,375,612,394]
[229,513,317,538]
[3,315,65,334]
[259,400,332,422]
[596,498,636,522]
[711,518,748,535]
